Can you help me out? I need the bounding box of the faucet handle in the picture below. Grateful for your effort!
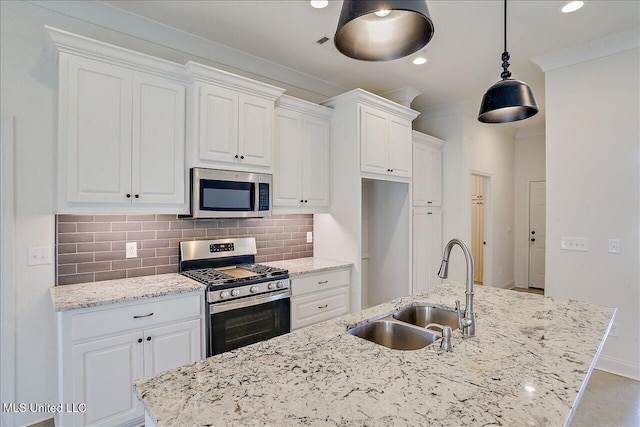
[455,300,463,330]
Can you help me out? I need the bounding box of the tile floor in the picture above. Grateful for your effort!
[29,371,638,426]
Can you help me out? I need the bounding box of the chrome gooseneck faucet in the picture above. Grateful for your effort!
[438,238,476,338]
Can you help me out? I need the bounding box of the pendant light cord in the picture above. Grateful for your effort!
[500,0,512,80]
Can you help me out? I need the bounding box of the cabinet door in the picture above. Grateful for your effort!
[360,106,388,175]
[72,331,144,426]
[238,94,273,167]
[387,116,412,178]
[303,116,330,207]
[426,145,442,206]
[413,208,443,293]
[412,142,430,206]
[274,109,303,206]
[143,319,201,377]
[132,73,186,205]
[198,84,238,163]
[64,54,132,204]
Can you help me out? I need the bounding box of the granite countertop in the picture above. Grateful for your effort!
[134,283,615,426]
[50,273,205,311]
[263,257,353,276]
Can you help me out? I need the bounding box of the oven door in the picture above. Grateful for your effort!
[207,290,290,357]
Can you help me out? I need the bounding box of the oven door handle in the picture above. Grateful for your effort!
[209,290,291,314]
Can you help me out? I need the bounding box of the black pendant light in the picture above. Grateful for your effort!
[334,0,434,61]
[478,0,538,123]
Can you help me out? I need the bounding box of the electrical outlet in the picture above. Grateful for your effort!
[28,247,52,266]
[608,239,621,254]
[306,231,313,244]
[560,237,589,252]
[126,242,137,259]
[609,322,619,337]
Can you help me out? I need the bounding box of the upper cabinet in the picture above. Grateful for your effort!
[185,62,285,173]
[51,27,187,213]
[274,96,332,213]
[323,89,419,183]
[412,131,445,207]
[360,106,412,179]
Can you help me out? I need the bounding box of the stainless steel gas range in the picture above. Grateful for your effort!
[179,237,290,357]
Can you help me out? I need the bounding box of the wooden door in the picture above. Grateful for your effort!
[471,175,485,284]
[303,116,330,207]
[238,93,273,167]
[198,84,238,164]
[273,109,303,206]
[360,106,388,175]
[528,181,546,289]
[143,319,201,377]
[387,116,411,178]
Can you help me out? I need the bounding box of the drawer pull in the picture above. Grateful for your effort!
[318,304,328,309]
[133,312,154,319]
[318,280,329,285]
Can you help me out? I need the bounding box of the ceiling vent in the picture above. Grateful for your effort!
[316,36,330,45]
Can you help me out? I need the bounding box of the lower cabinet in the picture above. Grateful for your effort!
[290,268,350,330]
[58,292,204,427]
[413,208,443,293]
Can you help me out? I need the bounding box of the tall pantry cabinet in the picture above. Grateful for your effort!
[412,131,445,293]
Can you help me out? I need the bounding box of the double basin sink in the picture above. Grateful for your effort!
[348,305,459,351]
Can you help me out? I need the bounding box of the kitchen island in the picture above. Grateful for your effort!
[134,283,615,426]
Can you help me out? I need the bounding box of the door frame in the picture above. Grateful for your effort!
[1,116,16,427]
[469,171,492,287]
[526,180,546,289]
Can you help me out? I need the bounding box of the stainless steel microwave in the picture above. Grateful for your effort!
[190,168,272,219]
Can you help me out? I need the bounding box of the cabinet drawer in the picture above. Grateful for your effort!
[71,293,202,342]
[291,268,350,297]
[291,286,349,330]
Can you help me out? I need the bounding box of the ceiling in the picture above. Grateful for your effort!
[104,1,640,132]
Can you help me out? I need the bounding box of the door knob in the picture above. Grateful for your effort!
[531,238,536,242]
[531,231,536,235]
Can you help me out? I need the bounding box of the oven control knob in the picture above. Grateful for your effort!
[276,281,284,289]
[250,285,259,293]
[231,289,240,297]
[220,290,230,299]
[268,282,276,290]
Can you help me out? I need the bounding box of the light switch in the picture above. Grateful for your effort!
[28,247,52,266]
[560,237,588,252]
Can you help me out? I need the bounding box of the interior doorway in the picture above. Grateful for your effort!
[471,174,487,285]
[528,181,546,289]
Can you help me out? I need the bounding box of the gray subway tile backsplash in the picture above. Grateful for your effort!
[56,214,313,285]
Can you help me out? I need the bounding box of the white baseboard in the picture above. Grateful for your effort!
[492,280,514,290]
[596,356,640,381]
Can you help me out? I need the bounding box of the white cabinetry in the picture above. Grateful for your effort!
[360,105,412,180]
[274,96,332,213]
[412,208,442,293]
[186,62,285,173]
[291,268,350,330]
[57,292,204,427]
[412,131,445,293]
[51,28,187,213]
[412,131,444,206]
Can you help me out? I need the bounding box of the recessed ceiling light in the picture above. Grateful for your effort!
[374,9,391,17]
[413,57,427,65]
[310,0,328,9]
[562,1,584,13]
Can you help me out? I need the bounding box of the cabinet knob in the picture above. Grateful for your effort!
[304,200,308,203]
[531,238,536,242]
[240,155,245,160]
[234,154,239,159]
[531,231,536,235]
[137,338,143,343]
[146,336,152,341]
[134,194,139,199]
[300,200,304,203]
[126,194,131,198]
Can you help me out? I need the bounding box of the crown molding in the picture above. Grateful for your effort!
[321,89,420,121]
[412,130,446,148]
[531,28,640,73]
[415,100,475,122]
[381,86,422,108]
[276,95,333,119]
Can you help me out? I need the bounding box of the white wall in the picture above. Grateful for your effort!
[513,132,546,287]
[543,46,639,379]
[0,2,341,424]
[414,103,516,289]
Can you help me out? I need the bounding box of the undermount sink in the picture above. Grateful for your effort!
[348,320,439,350]
[393,305,459,330]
